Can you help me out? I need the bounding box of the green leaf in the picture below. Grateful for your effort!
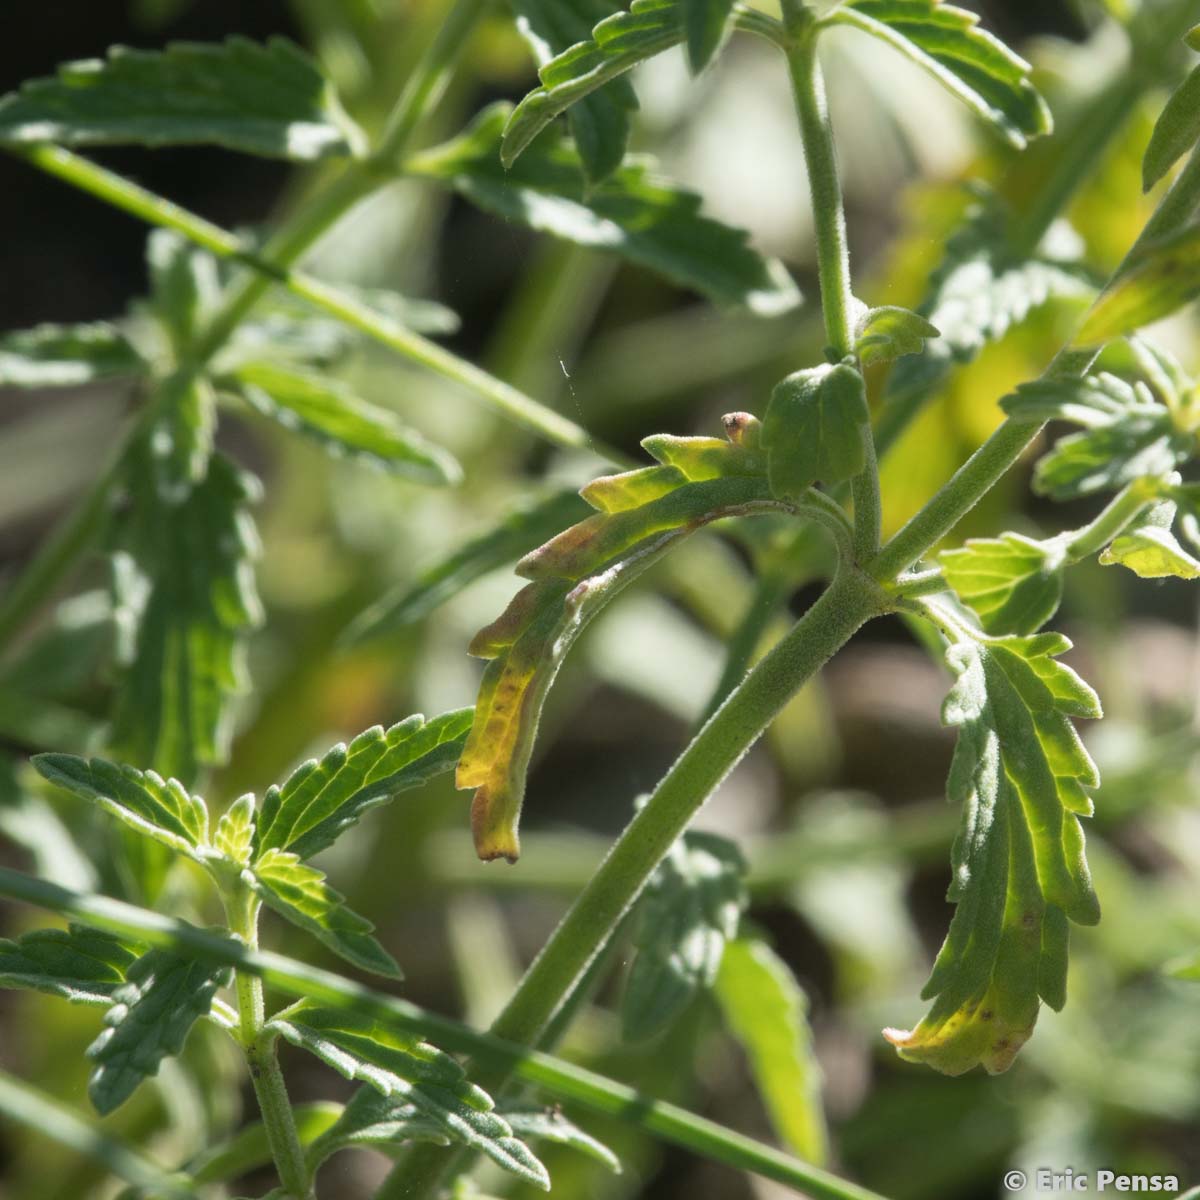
[1143,63,1200,191]
[1001,371,1195,500]
[88,947,231,1114]
[940,533,1064,635]
[147,371,218,502]
[0,322,143,387]
[852,304,940,367]
[32,753,209,862]
[884,630,1100,1076]
[886,192,1094,404]
[503,1109,621,1173]
[229,361,461,484]
[510,0,636,183]
[267,1003,550,1189]
[306,1088,448,1169]
[1099,498,1200,579]
[0,36,364,159]
[460,425,773,860]
[820,0,1051,148]
[621,830,746,1041]
[249,847,400,978]
[254,709,473,860]
[344,488,593,644]
[213,793,256,866]
[0,925,136,1006]
[761,363,870,500]
[681,0,737,73]
[411,104,800,317]
[502,0,683,171]
[714,938,828,1165]
[109,448,263,785]
[1080,223,1200,343]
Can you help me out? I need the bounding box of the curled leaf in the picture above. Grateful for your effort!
[459,420,780,860]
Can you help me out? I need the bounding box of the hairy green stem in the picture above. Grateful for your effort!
[0,867,886,1200]
[227,885,312,1200]
[378,568,891,1200]
[1063,478,1163,561]
[783,17,881,560]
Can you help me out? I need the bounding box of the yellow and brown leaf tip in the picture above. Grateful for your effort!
[457,416,776,862]
[884,631,1101,1075]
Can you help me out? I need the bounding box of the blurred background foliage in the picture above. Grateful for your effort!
[2,1,1200,1198]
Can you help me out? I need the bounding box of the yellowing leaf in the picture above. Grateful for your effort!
[885,629,1100,1075]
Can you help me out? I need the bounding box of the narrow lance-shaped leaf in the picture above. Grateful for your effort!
[510,0,635,184]
[0,925,137,1006]
[681,0,737,73]
[502,0,684,170]
[761,363,870,501]
[0,36,365,160]
[884,629,1101,1075]
[344,488,593,644]
[254,709,473,861]
[621,830,746,1041]
[108,447,263,786]
[267,1002,550,1189]
[1001,371,1195,500]
[0,323,144,387]
[409,104,800,317]
[229,361,461,485]
[1143,47,1200,192]
[940,533,1064,635]
[459,423,779,861]
[33,753,209,863]
[714,938,829,1165]
[248,848,401,978]
[88,947,231,1114]
[819,0,1051,148]
[1079,223,1200,343]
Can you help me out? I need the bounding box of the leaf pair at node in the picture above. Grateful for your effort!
[40,710,469,976]
[458,419,786,862]
[886,627,1101,1075]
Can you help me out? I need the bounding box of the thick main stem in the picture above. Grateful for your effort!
[378,568,890,1200]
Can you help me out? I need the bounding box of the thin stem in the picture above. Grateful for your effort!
[377,568,891,1200]
[784,21,854,358]
[1063,478,1162,561]
[0,867,886,1200]
[11,146,623,464]
[851,430,882,560]
[226,886,312,1200]
[374,0,493,164]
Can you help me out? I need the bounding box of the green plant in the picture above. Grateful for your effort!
[2,1,1200,1198]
